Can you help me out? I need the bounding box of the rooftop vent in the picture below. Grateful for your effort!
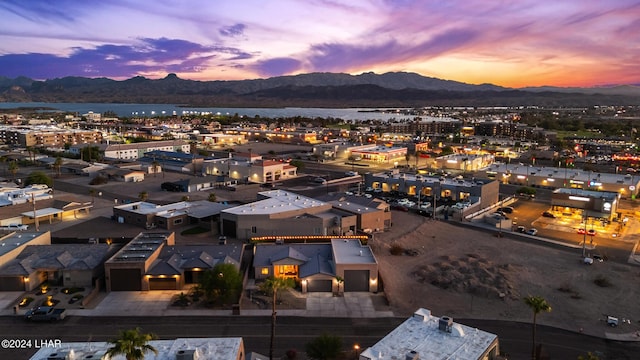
[439,316,453,333]
[406,350,419,360]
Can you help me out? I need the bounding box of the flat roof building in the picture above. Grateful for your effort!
[360,308,499,360]
[30,337,245,360]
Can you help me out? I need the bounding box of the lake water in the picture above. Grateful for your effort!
[0,102,420,122]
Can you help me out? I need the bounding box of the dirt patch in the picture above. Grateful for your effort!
[412,254,520,300]
[374,212,640,338]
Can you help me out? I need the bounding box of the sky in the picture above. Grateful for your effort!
[0,0,639,88]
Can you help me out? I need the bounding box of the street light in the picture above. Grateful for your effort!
[354,344,360,360]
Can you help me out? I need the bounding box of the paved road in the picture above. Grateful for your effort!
[1,316,639,359]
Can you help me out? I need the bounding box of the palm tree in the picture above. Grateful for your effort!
[260,276,295,360]
[151,158,160,177]
[106,327,158,360]
[89,189,97,204]
[523,295,552,360]
[8,160,18,181]
[53,156,63,177]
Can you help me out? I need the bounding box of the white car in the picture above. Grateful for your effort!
[1,224,28,231]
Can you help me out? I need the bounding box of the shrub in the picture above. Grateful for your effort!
[390,244,404,256]
[89,175,108,185]
[593,275,612,287]
[19,297,34,307]
[62,287,85,294]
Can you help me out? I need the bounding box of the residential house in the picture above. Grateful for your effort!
[104,232,242,291]
[253,239,378,293]
[113,200,233,230]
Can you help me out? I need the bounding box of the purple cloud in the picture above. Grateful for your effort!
[252,58,303,77]
[219,23,246,37]
[0,37,252,79]
[307,27,478,72]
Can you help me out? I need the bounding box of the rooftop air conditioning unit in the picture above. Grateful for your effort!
[176,349,198,360]
[47,350,72,360]
[439,316,453,333]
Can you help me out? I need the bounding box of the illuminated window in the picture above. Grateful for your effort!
[261,268,269,275]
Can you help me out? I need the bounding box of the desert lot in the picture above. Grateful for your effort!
[373,211,640,339]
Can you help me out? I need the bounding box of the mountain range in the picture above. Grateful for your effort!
[1,72,639,108]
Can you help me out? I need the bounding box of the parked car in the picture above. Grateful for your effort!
[516,225,526,233]
[498,206,514,214]
[577,228,586,234]
[391,204,409,212]
[218,236,227,245]
[526,228,538,236]
[587,229,597,236]
[24,306,66,322]
[542,211,555,218]
[345,171,358,176]
[417,209,432,217]
[491,212,509,220]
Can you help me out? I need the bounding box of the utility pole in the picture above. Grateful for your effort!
[582,212,587,257]
[31,193,39,231]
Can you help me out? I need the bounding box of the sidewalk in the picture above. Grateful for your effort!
[48,291,397,318]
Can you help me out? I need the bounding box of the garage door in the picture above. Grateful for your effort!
[149,278,177,290]
[109,269,141,291]
[222,219,237,237]
[0,276,23,291]
[307,279,332,292]
[344,270,370,292]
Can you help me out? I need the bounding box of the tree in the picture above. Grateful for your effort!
[81,145,101,162]
[260,276,295,360]
[207,193,217,202]
[7,160,18,181]
[24,171,52,187]
[523,295,552,360]
[106,327,158,360]
[289,160,305,170]
[198,263,242,306]
[305,333,343,360]
[151,159,160,177]
[53,156,63,177]
[138,191,148,201]
[89,188,97,204]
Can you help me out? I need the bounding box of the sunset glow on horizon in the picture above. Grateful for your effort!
[0,0,639,88]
